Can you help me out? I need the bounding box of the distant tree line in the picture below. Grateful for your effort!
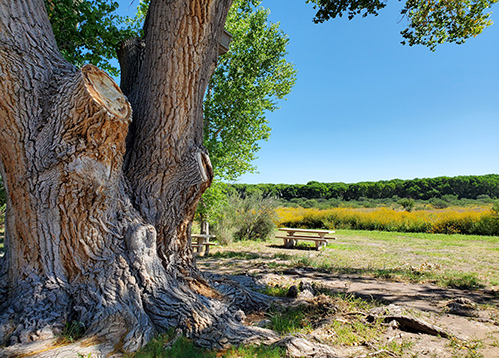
[232,175,499,202]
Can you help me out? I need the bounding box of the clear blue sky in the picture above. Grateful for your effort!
[117,0,499,185]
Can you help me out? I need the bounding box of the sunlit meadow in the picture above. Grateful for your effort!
[275,206,499,236]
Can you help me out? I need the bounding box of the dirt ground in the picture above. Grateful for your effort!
[2,236,499,357]
[198,244,499,358]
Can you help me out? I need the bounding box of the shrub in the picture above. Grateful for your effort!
[234,211,275,241]
[326,198,341,207]
[398,198,415,212]
[212,191,277,243]
[477,194,493,203]
[492,201,499,214]
[362,200,376,208]
[442,194,459,204]
[429,198,448,209]
[290,198,305,206]
[302,199,318,208]
[473,212,499,236]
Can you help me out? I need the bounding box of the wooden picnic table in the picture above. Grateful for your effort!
[275,228,335,250]
[191,234,217,255]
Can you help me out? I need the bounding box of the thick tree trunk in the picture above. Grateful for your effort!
[0,0,270,353]
[120,0,225,274]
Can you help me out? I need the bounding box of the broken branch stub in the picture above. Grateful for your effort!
[82,64,131,122]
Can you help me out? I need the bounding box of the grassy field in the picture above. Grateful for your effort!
[200,229,499,290]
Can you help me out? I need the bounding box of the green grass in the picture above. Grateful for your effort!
[125,329,285,358]
[330,319,383,346]
[261,283,416,356]
[125,332,214,358]
[223,344,285,358]
[134,228,499,357]
[272,252,293,260]
[258,284,290,297]
[442,272,485,290]
[267,305,312,333]
[321,230,499,289]
[58,320,86,344]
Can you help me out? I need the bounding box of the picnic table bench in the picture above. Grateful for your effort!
[276,228,336,250]
[191,234,217,255]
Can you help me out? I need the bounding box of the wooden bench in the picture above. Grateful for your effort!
[191,234,218,255]
[276,228,335,250]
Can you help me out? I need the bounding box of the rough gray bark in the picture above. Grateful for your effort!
[0,0,274,353]
[121,0,225,274]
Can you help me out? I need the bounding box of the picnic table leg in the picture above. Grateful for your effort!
[284,238,295,248]
[196,237,203,253]
[315,240,327,250]
[205,243,210,255]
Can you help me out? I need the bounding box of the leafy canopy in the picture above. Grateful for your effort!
[200,0,297,223]
[44,0,138,76]
[204,0,297,181]
[306,0,497,49]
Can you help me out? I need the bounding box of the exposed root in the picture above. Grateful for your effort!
[205,272,273,313]
[367,304,464,340]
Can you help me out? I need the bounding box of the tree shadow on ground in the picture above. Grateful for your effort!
[198,248,499,308]
[202,250,263,260]
[281,266,499,308]
[267,243,319,251]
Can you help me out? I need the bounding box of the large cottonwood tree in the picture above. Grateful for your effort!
[1,0,496,355]
[0,0,273,353]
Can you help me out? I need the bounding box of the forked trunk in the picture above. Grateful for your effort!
[0,0,269,353]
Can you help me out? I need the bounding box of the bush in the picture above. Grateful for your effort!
[211,191,277,243]
[473,212,499,236]
[477,194,493,203]
[290,198,304,206]
[326,198,341,208]
[362,200,376,208]
[302,199,318,208]
[398,198,415,212]
[492,201,499,214]
[234,211,275,241]
[429,198,448,209]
